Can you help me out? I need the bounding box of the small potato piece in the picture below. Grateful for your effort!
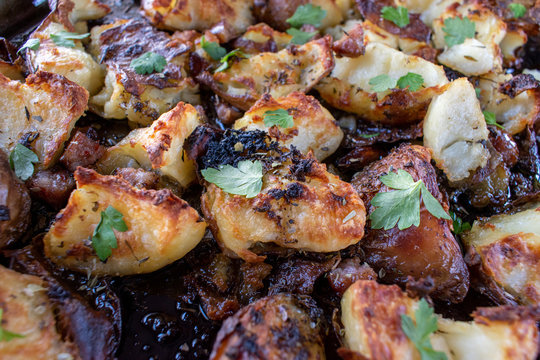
[0,265,77,360]
[233,92,343,160]
[423,78,490,183]
[98,102,202,188]
[0,71,88,169]
[0,151,30,249]
[233,23,292,54]
[463,202,540,306]
[210,294,326,360]
[43,167,207,276]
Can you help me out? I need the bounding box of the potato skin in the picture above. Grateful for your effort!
[210,294,326,360]
[351,144,469,303]
[0,151,31,249]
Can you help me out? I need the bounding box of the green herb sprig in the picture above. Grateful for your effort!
[92,205,128,261]
[201,160,263,198]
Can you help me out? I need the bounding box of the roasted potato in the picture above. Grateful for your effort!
[351,144,469,303]
[43,167,207,276]
[0,265,77,360]
[210,294,326,360]
[315,41,448,125]
[97,102,202,189]
[463,202,540,306]
[233,92,343,160]
[233,23,292,54]
[0,71,88,169]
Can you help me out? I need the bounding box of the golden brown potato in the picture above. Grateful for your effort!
[233,23,292,54]
[463,202,540,306]
[141,0,255,39]
[0,151,31,249]
[97,102,202,189]
[90,20,200,125]
[198,35,334,111]
[233,92,343,160]
[0,265,77,360]
[43,167,207,276]
[315,42,448,125]
[351,144,469,303]
[0,71,88,169]
[341,280,540,360]
[210,294,326,360]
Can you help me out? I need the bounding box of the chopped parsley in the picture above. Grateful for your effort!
[9,144,38,181]
[508,3,527,18]
[50,31,90,48]
[130,51,167,75]
[483,110,504,129]
[201,160,263,198]
[286,4,327,28]
[381,6,410,28]
[92,205,128,261]
[215,49,247,73]
[263,109,294,128]
[286,28,318,45]
[17,38,40,54]
[369,73,424,93]
[201,35,227,61]
[0,309,25,342]
[442,17,476,47]
[450,212,471,235]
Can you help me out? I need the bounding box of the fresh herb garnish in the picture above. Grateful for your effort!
[286,28,318,45]
[215,49,247,73]
[201,160,263,198]
[475,87,481,98]
[9,144,38,181]
[263,109,294,128]
[450,212,471,235]
[369,169,451,230]
[286,4,327,28]
[201,35,227,61]
[130,51,167,75]
[397,72,424,91]
[401,299,448,360]
[0,309,25,342]
[381,6,410,28]
[17,38,40,54]
[359,133,380,139]
[369,73,424,93]
[508,3,527,18]
[50,31,90,48]
[92,205,128,261]
[483,110,504,129]
[442,17,476,47]
[369,74,397,93]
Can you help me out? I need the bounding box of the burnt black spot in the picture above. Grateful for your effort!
[268,188,285,200]
[285,183,304,199]
[0,205,10,221]
[18,131,39,147]
[289,158,314,182]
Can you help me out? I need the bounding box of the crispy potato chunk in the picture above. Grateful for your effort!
[351,144,469,303]
[315,42,448,125]
[0,71,88,169]
[342,280,540,360]
[233,92,343,160]
[233,23,292,54]
[198,35,334,111]
[98,102,202,189]
[90,20,200,125]
[0,265,77,360]
[423,78,490,183]
[463,202,540,306]
[141,0,254,38]
[210,294,325,360]
[43,168,207,276]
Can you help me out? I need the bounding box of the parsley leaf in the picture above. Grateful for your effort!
[0,309,25,342]
[92,205,128,262]
[369,74,397,93]
[450,211,471,235]
[201,160,263,198]
[509,3,527,18]
[17,38,40,54]
[50,31,90,48]
[381,6,410,28]
[475,87,481,98]
[401,299,448,360]
[397,72,424,91]
[215,49,247,73]
[201,35,227,61]
[369,169,451,230]
[9,144,38,181]
[286,4,327,28]
[442,17,476,47]
[263,109,294,128]
[130,51,167,75]
[286,28,318,45]
[483,110,504,129]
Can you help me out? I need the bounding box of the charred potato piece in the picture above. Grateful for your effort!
[43,168,207,276]
[341,280,540,360]
[0,71,88,169]
[90,20,200,125]
[315,42,448,125]
[198,35,334,111]
[0,151,30,249]
[0,265,77,360]
[210,294,326,360]
[351,144,469,303]
[98,102,202,189]
[463,202,540,306]
[423,78,490,183]
[233,92,343,160]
